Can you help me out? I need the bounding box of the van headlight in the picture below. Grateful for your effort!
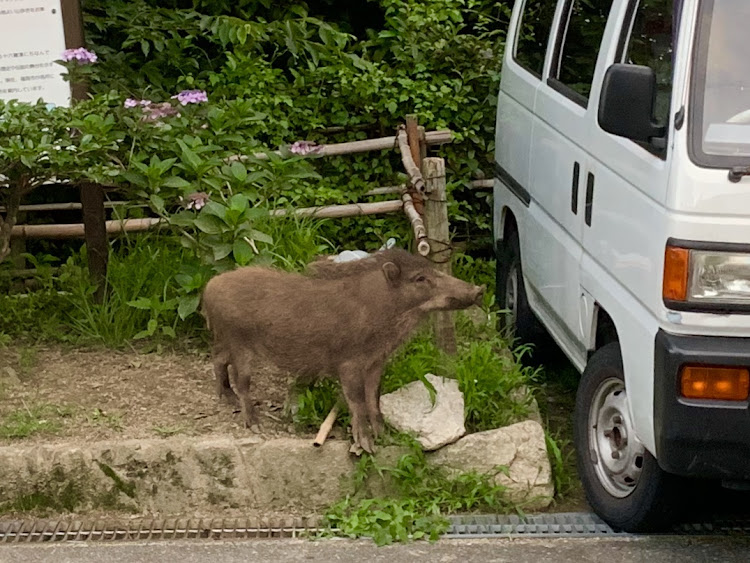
[690,251,750,304]
[664,244,750,308]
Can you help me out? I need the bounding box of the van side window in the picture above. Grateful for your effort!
[621,0,673,126]
[552,0,615,105]
[514,0,558,78]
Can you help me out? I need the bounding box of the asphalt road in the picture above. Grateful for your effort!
[2,537,750,563]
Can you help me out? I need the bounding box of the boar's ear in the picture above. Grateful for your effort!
[381,261,402,286]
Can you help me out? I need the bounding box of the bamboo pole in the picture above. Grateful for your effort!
[229,130,453,163]
[0,201,142,213]
[313,406,339,447]
[402,192,430,256]
[10,218,162,239]
[396,127,425,193]
[10,200,406,239]
[423,157,457,354]
[270,200,403,219]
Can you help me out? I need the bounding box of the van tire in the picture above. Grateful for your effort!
[496,229,544,345]
[574,343,682,532]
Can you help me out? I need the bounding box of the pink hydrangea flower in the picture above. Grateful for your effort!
[171,89,208,106]
[141,102,180,122]
[185,192,209,210]
[61,48,97,64]
[289,140,324,156]
[124,98,152,109]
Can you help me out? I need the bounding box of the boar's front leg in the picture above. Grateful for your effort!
[339,364,375,454]
[364,366,384,439]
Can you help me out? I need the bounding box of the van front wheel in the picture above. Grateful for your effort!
[574,343,682,532]
[496,229,543,345]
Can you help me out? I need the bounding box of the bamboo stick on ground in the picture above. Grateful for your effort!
[313,406,339,447]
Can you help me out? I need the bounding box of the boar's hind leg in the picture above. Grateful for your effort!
[213,351,238,406]
[235,364,258,428]
[339,367,375,454]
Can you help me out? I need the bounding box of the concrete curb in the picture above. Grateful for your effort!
[0,422,553,516]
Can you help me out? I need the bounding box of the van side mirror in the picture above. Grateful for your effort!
[598,63,666,145]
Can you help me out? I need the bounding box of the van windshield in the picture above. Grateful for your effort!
[691,0,750,165]
[691,0,750,167]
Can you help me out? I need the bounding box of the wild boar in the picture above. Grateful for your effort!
[201,248,484,453]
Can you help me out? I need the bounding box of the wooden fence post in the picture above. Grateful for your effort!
[423,157,457,355]
[80,182,108,303]
[62,0,109,303]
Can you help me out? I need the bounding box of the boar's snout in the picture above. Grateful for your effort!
[442,280,485,310]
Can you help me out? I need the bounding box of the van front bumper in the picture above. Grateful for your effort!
[654,330,750,480]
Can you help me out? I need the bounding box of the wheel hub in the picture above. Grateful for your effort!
[589,378,645,498]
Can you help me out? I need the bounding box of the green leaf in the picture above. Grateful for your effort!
[177,139,202,171]
[127,297,153,311]
[194,214,226,235]
[201,200,227,221]
[229,193,249,213]
[177,294,201,320]
[162,176,191,189]
[149,194,165,214]
[249,229,273,245]
[230,161,247,182]
[161,326,176,338]
[211,242,233,261]
[232,238,254,266]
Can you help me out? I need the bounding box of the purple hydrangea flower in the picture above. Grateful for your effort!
[171,89,208,106]
[61,48,97,64]
[289,140,324,156]
[185,192,209,210]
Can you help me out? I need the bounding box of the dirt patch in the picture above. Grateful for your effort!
[0,342,315,446]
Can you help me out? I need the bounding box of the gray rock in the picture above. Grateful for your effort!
[380,374,466,451]
[429,420,554,509]
[1,366,21,387]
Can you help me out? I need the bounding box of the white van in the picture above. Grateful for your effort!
[493,0,750,531]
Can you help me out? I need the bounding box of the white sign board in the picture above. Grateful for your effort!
[0,0,70,107]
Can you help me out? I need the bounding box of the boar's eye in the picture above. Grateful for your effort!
[414,274,428,283]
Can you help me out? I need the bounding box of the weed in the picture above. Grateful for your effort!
[85,408,123,431]
[0,403,72,439]
[0,332,10,348]
[323,437,513,546]
[545,430,575,501]
[292,379,349,430]
[259,214,337,272]
[17,346,38,380]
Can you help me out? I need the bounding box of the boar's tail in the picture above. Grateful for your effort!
[199,293,211,331]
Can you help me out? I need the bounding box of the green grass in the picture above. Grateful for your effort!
[323,437,514,546]
[0,403,73,439]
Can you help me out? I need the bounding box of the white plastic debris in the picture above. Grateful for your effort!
[331,238,398,263]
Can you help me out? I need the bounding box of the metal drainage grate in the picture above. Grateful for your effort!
[0,517,325,543]
[3,512,750,543]
[445,512,629,538]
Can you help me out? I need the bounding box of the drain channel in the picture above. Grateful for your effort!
[0,517,324,543]
[2,512,750,543]
[445,513,628,538]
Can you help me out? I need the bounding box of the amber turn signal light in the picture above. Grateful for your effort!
[663,246,689,301]
[680,366,750,401]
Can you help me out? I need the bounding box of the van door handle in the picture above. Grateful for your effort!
[571,162,580,214]
[585,172,594,227]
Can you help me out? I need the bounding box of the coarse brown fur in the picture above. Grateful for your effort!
[201,248,484,453]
